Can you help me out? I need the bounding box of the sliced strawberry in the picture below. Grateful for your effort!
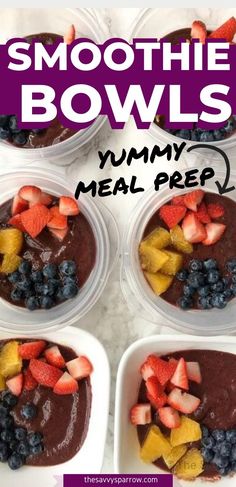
[182,212,207,243]
[11,194,28,216]
[171,195,185,206]
[44,346,65,369]
[59,196,79,216]
[8,214,25,232]
[167,387,200,414]
[209,17,236,42]
[6,373,23,396]
[19,340,46,360]
[202,223,226,246]
[147,355,176,386]
[184,190,204,212]
[191,20,207,43]
[49,227,68,241]
[207,203,224,219]
[29,359,63,388]
[159,205,186,229]
[47,206,67,230]
[53,372,78,395]
[165,381,176,393]
[170,357,189,390]
[18,185,41,204]
[146,376,167,409]
[40,192,53,206]
[130,403,152,425]
[21,204,50,238]
[23,368,37,391]
[186,362,202,384]
[158,406,181,429]
[66,356,93,380]
[196,202,211,224]
[64,24,76,45]
[140,361,154,381]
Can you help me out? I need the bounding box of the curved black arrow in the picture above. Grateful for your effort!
[187,143,235,195]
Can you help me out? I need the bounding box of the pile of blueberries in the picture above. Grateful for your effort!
[0,115,44,146]
[165,117,236,142]
[201,425,236,477]
[8,260,79,310]
[176,258,236,310]
[0,391,43,470]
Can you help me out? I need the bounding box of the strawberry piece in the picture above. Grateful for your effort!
[8,214,25,232]
[19,340,46,360]
[165,381,176,393]
[40,192,53,206]
[140,361,154,381]
[202,223,226,246]
[146,376,167,409]
[29,359,63,388]
[170,358,189,390]
[171,195,185,206]
[11,194,28,216]
[49,227,68,241]
[21,204,50,238]
[47,206,67,230]
[182,212,207,243]
[23,368,37,391]
[167,388,200,414]
[196,202,211,224]
[186,362,202,384]
[64,24,76,45]
[159,205,186,229]
[6,373,23,396]
[158,406,181,429]
[66,356,93,380]
[130,403,152,425]
[191,20,207,43]
[147,355,177,386]
[209,17,236,42]
[44,346,65,369]
[53,372,78,395]
[59,196,79,216]
[18,185,41,204]
[184,190,204,212]
[207,203,224,219]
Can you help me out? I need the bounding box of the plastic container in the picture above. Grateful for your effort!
[0,168,119,334]
[114,333,236,487]
[130,8,236,155]
[121,168,236,336]
[0,8,107,166]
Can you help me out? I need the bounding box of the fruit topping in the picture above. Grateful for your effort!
[146,376,167,408]
[0,341,22,378]
[21,402,37,420]
[18,185,41,204]
[186,362,202,384]
[170,225,193,254]
[170,416,202,446]
[196,202,211,224]
[66,356,93,379]
[6,373,23,396]
[37,192,53,206]
[139,243,169,273]
[144,271,173,295]
[170,358,189,390]
[184,190,204,212]
[47,206,68,230]
[140,361,154,381]
[44,345,65,369]
[0,374,6,391]
[53,372,79,395]
[158,406,181,429]
[191,20,207,43]
[20,204,50,238]
[49,227,68,241]
[202,223,226,246]
[171,195,185,206]
[8,213,26,232]
[173,448,204,479]
[29,359,63,388]
[19,340,46,360]
[59,196,79,216]
[160,250,183,276]
[167,387,200,414]
[146,355,176,386]
[182,212,207,243]
[64,24,76,45]
[11,195,28,216]
[207,203,224,219]
[140,425,171,463]
[143,227,171,249]
[0,254,22,274]
[209,17,236,42]
[163,444,187,469]
[130,403,152,425]
[0,228,23,255]
[159,205,186,229]
[23,368,37,391]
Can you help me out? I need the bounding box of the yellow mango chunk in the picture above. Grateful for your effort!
[163,444,187,469]
[161,250,183,276]
[139,242,169,273]
[140,425,171,463]
[170,225,193,254]
[173,448,204,480]
[144,227,171,249]
[0,341,22,378]
[0,374,6,391]
[144,271,173,296]
[0,254,22,274]
[0,228,23,255]
[170,416,202,447]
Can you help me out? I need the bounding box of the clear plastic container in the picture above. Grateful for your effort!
[0,168,119,334]
[121,168,236,336]
[0,8,107,166]
[130,8,236,156]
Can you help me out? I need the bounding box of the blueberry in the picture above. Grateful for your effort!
[14,427,27,441]
[183,285,195,298]
[61,283,78,300]
[17,440,30,457]
[31,270,43,283]
[203,259,218,271]
[223,288,232,300]
[202,436,215,449]
[231,460,236,471]
[0,127,10,140]
[224,119,234,134]
[212,430,226,442]
[189,259,203,272]
[207,270,220,284]
[177,129,191,140]
[187,271,205,289]
[12,131,28,146]
[34,282,44,295]
[226,429,236,444]
[8,116,20,133]
[25,296,40,311]
[18,260,31,274]
[211,281,224,293]
[3,392,18,408]
[222,277,230,288]
[59,260,76,276]
[30,443,44,455]
[47,279,60,292]
[56,288,64,302]
[219,441,231,457]
[1,429,15,443]
[198,286,211,297]
[9,440,18,452]
[0,115,9,127]
[213,129,226,141]
[40,296,54,309]
[201,447,214,463]
[211,293,227,309]
[31,129,44,135]
[0,404,9,418]
[42,263,58,279]
[213,454,229,468]
[231,445,236,461]
[2,416,14,429]
[230,283,236,296]
[201,425,209,438]
[200,131,215,142]
[27,432,42,447]
[62,276,77,286]
[191,129,201,141]
[218,465,232,476]
[41,283,54,297]
[8,271,21,284]
[177,296,193,310]
[0,441,9,462]
[21,403,37,420]
[8,452,24,470]
[176,269,189,282]
[226,259,236,273]
[16,278,32,292]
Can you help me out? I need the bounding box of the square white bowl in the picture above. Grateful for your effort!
[0,326,110,486]
[114,334,236,486]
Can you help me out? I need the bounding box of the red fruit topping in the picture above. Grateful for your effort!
[165,381,176,393]
[23,368,37,391]
[159,205,186,229]
[167,387,200,414]
[66,356,93,380]
[6,373,23,396]
[186,362,202,384]
[19,340,46,360]
[8,214,25,232]
[49,227,68,241]
[147,355,176,386]
[171,195,185,206]
[29,359,63,388]
[130,403,152,425]
[202,222,226,246]
[184,190,204,212]
[59,196,79,216]
[182,212,207,243]
[146,376,167,409]
[11,195,28,216]
[158,406,181,429]
[207,203,225,219]
[18,185,41,204]
[196,202,211,224]
[44,346,65,369]
[53,371,78,395]
[47,206,68,230]
[140,361,154,381]
[64,24,76,45]
[21,204,50,238]
[191,20,207,43]
[170,357,189,390]
[209,17,236,42]
[40,192,53,206]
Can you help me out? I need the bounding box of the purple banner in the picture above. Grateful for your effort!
[55,474,173,487]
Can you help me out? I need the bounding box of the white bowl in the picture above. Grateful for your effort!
[1,325,110,486]
[114,334,236,486]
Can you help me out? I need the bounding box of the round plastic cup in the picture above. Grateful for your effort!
[130,8,236,155]
[0,8,107,166]
[0,168,119,334]
[121,168,236,336]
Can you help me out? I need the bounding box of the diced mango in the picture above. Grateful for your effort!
[144,227,171,249]
[170,225,193,254]
[0,341,22,378]
[0,254,22,274]
[0,228,23,255]
[139,242,169,273]
[140,425,171,463]
[144,271,173,296]
[170,416,202,447]
[173,448,204,480]
[0,374,6,391]
[161,250,183,276]
[163,444,187,469]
